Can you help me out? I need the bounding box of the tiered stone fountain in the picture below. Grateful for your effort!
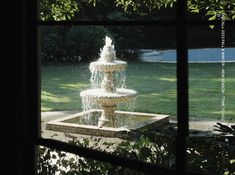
[46,36,169,138]
[80,36,137,128]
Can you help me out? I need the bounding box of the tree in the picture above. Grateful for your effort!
[116,0,235,20]
[40,0,235,21]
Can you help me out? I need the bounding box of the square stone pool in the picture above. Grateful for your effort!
[46,109,169,138]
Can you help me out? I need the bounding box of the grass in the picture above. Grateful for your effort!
[41,62,235,121]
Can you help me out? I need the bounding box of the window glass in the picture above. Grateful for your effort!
[40,25,177,168]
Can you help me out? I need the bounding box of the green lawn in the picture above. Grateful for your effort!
[41,62,235,121]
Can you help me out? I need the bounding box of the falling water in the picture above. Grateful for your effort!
[115,71,127,88]
[90,69,126,89]
[81,62,138,127]
[81,68,130,126]
[116,97,136,127]
[81,96,136,127]
[80,97,100,125]
[90,70,104,89]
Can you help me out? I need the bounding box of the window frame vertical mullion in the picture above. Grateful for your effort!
[20,0,39,175]
[176,0,189,174]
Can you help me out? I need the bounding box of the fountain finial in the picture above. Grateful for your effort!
[100,36,116,62]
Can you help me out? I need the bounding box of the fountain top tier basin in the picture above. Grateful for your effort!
[89,60,127,73]
[80,88,137,106]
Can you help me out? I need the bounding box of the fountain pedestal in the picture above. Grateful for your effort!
[101,72,116,92]
[98,105,116,127]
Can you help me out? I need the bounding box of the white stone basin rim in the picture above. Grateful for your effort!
[80,88,137,106]
[89,60,127,73]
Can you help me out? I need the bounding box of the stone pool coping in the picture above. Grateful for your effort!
[42,110,234,134]
[45,109,169,138]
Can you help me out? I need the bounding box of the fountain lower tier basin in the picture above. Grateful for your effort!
[80,88,137,106]
[46,109,169,138]
[90,60,127,73]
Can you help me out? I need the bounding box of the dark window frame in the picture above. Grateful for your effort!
[19,0,235,175]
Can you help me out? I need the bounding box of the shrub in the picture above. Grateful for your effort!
[41,26,111,63]
[41,26,70,63]
[65,26,112,63]
[37,125,235,175]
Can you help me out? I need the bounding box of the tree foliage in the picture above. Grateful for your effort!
[186,0,235,20]
[40,0,235,21]
[40,0,78,21]
[116,0,235,20]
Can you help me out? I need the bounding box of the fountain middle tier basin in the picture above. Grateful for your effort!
[80,88,137,106]
[90,60,127,73]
